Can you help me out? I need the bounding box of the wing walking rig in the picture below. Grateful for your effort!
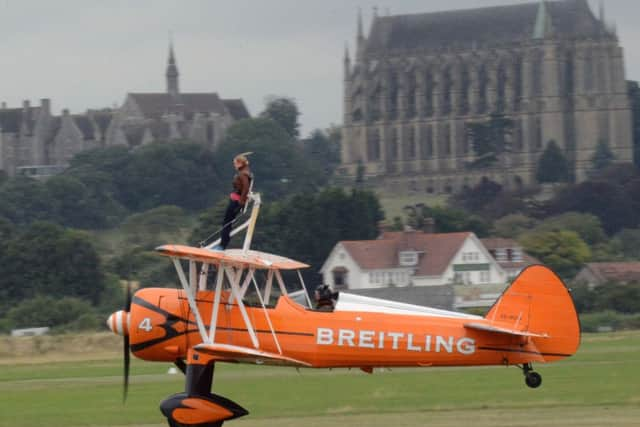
[106,191,581,427]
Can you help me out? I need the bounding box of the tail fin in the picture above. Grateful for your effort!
[484,265,581,361]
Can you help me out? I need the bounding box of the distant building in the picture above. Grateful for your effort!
[321,231,507,290]
[0,100,112,177]
[106,42,250,148]
[574,262,640,288]
[481,237,540,280]
[0,42,249,177]
[340,0,633,194]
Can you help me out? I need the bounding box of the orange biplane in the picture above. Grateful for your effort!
[107,193,581,427]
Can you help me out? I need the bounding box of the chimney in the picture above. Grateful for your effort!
[22,100,30,111]
[40,98,51,114]
[423,217,435,234]
[1,102,5,110]
[62,108,70,116]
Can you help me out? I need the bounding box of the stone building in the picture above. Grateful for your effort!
[0,43,249,177]
[106,43,249,148]
[0,99,114,178]
[340,0,634,194]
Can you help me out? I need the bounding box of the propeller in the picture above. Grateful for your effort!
[123,281,132,403]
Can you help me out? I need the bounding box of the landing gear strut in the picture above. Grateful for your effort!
[521,363,542,389]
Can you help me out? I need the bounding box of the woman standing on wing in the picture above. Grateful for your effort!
[213,153,252,251]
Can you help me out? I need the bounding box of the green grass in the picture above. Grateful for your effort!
[0,331,639,427]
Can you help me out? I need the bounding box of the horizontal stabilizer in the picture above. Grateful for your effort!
[464,322,550,338]
[194,343,312,367]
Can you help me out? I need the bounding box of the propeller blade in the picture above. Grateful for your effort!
[123,281,132,403]
[123,334,130,402]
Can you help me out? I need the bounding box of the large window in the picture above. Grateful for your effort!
[332,267,348,289]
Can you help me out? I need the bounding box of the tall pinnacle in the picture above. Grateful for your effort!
[357,7,363,41]
[166,37,180,97]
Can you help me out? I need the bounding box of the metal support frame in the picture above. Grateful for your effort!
[296,270,313,308]
[198,263,209,291]
[208,264,226,344]
[224,266,260,349]
[205,193,261,251]
[172,258,209,342]
[263,270,274,303]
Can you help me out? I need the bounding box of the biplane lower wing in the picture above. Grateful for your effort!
[194,343,312,367]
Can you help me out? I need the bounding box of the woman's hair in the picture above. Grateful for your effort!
[233,154,249,166]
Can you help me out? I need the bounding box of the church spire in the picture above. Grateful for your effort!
[357,7,364,41]
[533,1,553,40]
[344,43,351,81]
[166,37,180,97]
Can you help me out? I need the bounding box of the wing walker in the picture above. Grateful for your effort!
[107,188,581,427]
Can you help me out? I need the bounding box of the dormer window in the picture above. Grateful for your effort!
[399,251,419,266]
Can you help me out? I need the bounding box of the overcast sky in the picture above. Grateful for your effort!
[0,0,638,136]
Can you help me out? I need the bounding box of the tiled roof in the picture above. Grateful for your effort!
[584,262,640,283]
[366,0,603,52]
[73,115,95,140]
[223,99,250,120]
[481,237,540,269]
[128,92,228,119]
[341,231,471,276]
[0,107,41,134]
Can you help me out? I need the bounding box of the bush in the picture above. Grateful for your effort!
[579,311,640,333]
[6,296,97,329]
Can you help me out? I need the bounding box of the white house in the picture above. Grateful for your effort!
[320,231,508,291]
[481,238,541,280]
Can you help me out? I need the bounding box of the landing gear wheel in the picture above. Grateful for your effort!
[525,372,542,388]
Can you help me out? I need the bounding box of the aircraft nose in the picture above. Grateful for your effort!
[107,310,130,336]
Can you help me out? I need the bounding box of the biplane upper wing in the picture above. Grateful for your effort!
[463,322,550,338]
[194,343,312,367]
[156,245,309,270]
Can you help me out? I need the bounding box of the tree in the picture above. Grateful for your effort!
[118,142,222,212]
[121,205,190,248]
[216,118,322,198]
[532,212,607,245]
[6,296,96,329]
[493,214,539,238]
[536,140,570,183]
[303,128,341,184]
[452,177,503,213]
[547,181,637,234]
[0,222,105,309]
[610,228,640,260]
[260,97,300,138]
[519,230,591,279]
[591,140,615,172]
[0,177,55,224]
[466,114,514,168]
[404,204,492,237]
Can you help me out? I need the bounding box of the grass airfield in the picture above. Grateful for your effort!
[0,331,638,427]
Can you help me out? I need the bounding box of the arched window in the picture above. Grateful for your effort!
[370,84,382,122]
[496,63,507,113]
[389,72,399,120]
[407,72,418,118]
[441,66,453,115]
[390,127,399,161]
[424,71,434,117]
[422,124,433,158]
[407,126,416,159]
[477,64,488,113]
[368,128,381,161]
[532,53,544,96]
[460,65,470,115]
[442,122,452,156]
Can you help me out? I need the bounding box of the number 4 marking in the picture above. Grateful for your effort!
[138,318,153,332]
